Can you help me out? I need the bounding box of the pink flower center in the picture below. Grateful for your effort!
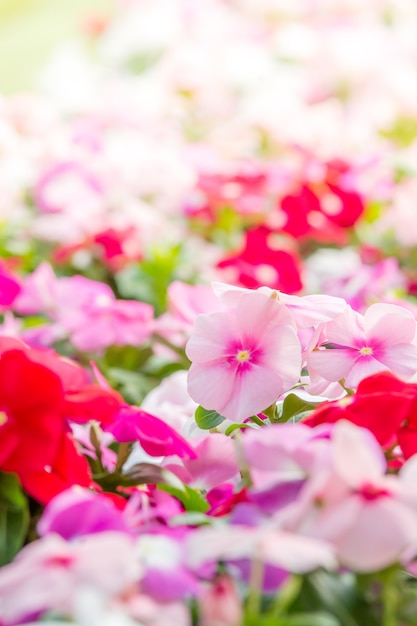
[236,349,251,363]
[359,346,373,356]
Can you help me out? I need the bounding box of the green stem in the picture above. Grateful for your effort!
[382,575,397,626]
[114,442,132,474]
[249,414,266,427]
[271,574,302,617]
[245,554,264,623]
[151,333,190,366]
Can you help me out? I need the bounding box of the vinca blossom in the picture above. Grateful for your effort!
[186,290,302,422]
[307,303,417,389]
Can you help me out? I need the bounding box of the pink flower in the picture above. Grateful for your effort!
[60,295,154,352]
[0,532,139,625]
[307,303,417,389]
[165,433,240,490]
[186,290,302,422]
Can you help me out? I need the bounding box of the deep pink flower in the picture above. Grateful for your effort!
[186,290,302,422]
[107,405,197,459]
[0,265,20,307]
[217,226,303,294]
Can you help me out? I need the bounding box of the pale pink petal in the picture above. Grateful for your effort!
[187,361,236,415]
[307,348,357,382]
[344,357,391,388]
[336,497,417,572]
[323,308,366,348]
[243,423,314,473]
[234,292,296,338]
[186,312,237,362]
[364,303,417,348]
[185,527,258,568]
[259,531,336,572]
[259,326,302,390]
[218,363,295,422]
[185,526,336,573]
[332,421,386,488]
[376,343,417,379]
[174,433,239,490]
[279,294,348,328]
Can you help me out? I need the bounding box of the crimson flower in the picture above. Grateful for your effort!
[0,338,124,503]
[302,372,417,460]
[217,226,302,293]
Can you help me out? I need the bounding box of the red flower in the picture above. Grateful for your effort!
[18,431,92,505]
[302,372,417,460]
[0,350,65,475]
[0,338,121,503]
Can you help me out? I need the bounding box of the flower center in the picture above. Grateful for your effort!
[359,346,373,356]
[0,411,7,427]
[236,349,251,363]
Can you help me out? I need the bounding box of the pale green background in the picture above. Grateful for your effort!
[0,0,114,93]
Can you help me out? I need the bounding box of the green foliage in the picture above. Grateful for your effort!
[115,245,184,315]
[159,483,210,513]
[280,394,321,423]
[0,472,29,565]
[194,405,226,430]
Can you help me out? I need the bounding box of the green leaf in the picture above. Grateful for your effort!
[0,472,29,565]
[159,483,209,513]
[225,423,253,436]
[194,406,226,430]
[280,394,321,423]
[106,368,156,405]
[278,613,340,626]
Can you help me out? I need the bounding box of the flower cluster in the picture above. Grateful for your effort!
[3,0,417,624]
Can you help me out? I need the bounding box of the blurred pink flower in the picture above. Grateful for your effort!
[165,432,240,490]
[0,532,139,625]
[286,421,417,572]
[186,525,336,574]
[198,575,243,626]
[186,290,301,422]
[14,264,154,352]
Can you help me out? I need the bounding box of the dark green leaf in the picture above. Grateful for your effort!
[0,472,29,565]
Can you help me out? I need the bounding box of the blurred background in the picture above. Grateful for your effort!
[0,0,114,92]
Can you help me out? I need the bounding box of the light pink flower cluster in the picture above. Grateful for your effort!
[12,263,154,352]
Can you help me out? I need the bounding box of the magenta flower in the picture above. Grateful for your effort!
[186,290,302,422]
[107,405,197,459]
[37,488,131,540]
[307,303,417,389]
